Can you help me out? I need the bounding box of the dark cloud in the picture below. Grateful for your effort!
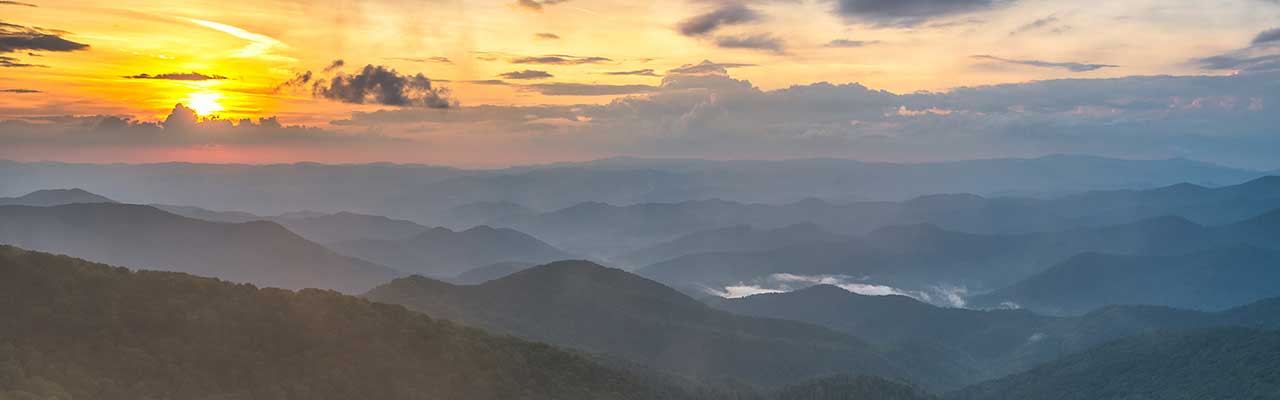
[677,3,760,36]
[714,33,785,53]
[972,55,1117,72]
[498,70,554,79]
[522,83,657,96]
[825,39,879,48]
[1253,28,1280,45]
[0,21,90,64]
[0,55,41,67]
[835,0,1005,27]
[534,32,561,40]
[0,88,38,93]
[385,56,453,64]
[510,54,612,65]
[123,72,228,81]
[667,60,755,75]
[293,64,455,108]
[604,69,661,76]
[467,79,510,85]
[323,59,345,72]
[515,0,568,12]
[0,1,37,7]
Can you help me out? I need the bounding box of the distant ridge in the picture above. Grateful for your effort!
[0,188,115,206]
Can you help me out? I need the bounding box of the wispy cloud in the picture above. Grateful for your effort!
[510,54,612,65]
[124,72,228,81]
[498,69,554,80]
[972,54,1118,72]
[185,18,290,60]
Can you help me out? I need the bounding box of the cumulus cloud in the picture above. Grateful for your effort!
[677,3,760,36]
[498,69,554,80]
[972,54,1118,72]
[123,72,228,81]
[835,0,1006,27]
[667,60,755,74]
[286,64,455,108]
[714,33,785,53]
[511,54,612,65]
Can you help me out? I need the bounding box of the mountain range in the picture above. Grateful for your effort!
[0,188,115,206]
[0,203,400,293]
[362,260,971,390]
[330,226,574,277]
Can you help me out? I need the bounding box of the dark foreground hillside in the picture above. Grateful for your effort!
[947,328,1280,400]
[0,246,706,400]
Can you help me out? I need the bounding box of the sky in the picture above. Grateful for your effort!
[1,0,1279,168]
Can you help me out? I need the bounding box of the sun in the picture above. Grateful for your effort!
[184,91,225,116]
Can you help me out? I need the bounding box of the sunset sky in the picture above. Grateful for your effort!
[2,0,1279,167]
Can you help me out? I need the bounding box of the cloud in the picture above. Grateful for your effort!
[385,56,453,64]
[604,69,661,76]
[667,60,755,74]
[0,88,38,93]
[0,55,41,67]
[972,55,1118,72]
[515,0,568,12]
[825,39,879,48]
[285,64,455,108]
[0,1,37,6]
[1009,15,1069,36]
[714,33,785,53]
[123,72,228,81]
[835,0,1005,27]
[323,59,345,72]
[677,3,760,36]
[0,21,90,54]
[522,82,657,96]
[498,70,554,80]
[467,79,510,85]
[185,18,288,60]
[510,54,613,65]
[1253,28,1280,45]
[534,32,561,40]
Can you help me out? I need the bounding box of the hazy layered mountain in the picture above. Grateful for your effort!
[0,245,711,400]
[0,203,400,293]
[439,201,538,228]
[947,328,1280,400]
[450,261,536,285]
[363,261,968,390]
[330,226,572,277]
[713,285,1280,382]
[0,188,115,206]
[772,375,935,400]
[971,246,1280,315]
[0,156,1260,224]
[153,205,431,244]
[614,223,849,267]
[639,212,1280,302]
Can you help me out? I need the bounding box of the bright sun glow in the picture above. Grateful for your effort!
[185,92,225,116]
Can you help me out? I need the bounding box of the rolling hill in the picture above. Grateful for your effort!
[0,203,400,293]
[362,261,969,390]
[0,245,712,400]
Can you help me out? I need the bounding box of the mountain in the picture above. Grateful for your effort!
[451,261,536,284]
[638,212,1280,303]
[713,284,1280,382]
[363,261,967,390]
[946,328,1280,400]
[772,375,936,400]
[0,188,115,206]
[970,246,1280,315]
[1,157,1258,226]
[440,201,537,228]
[154,205,431,244]
[0,245,714,400]
[330,226,572,277]
[0,203,400,293]
[614,223,849,267]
